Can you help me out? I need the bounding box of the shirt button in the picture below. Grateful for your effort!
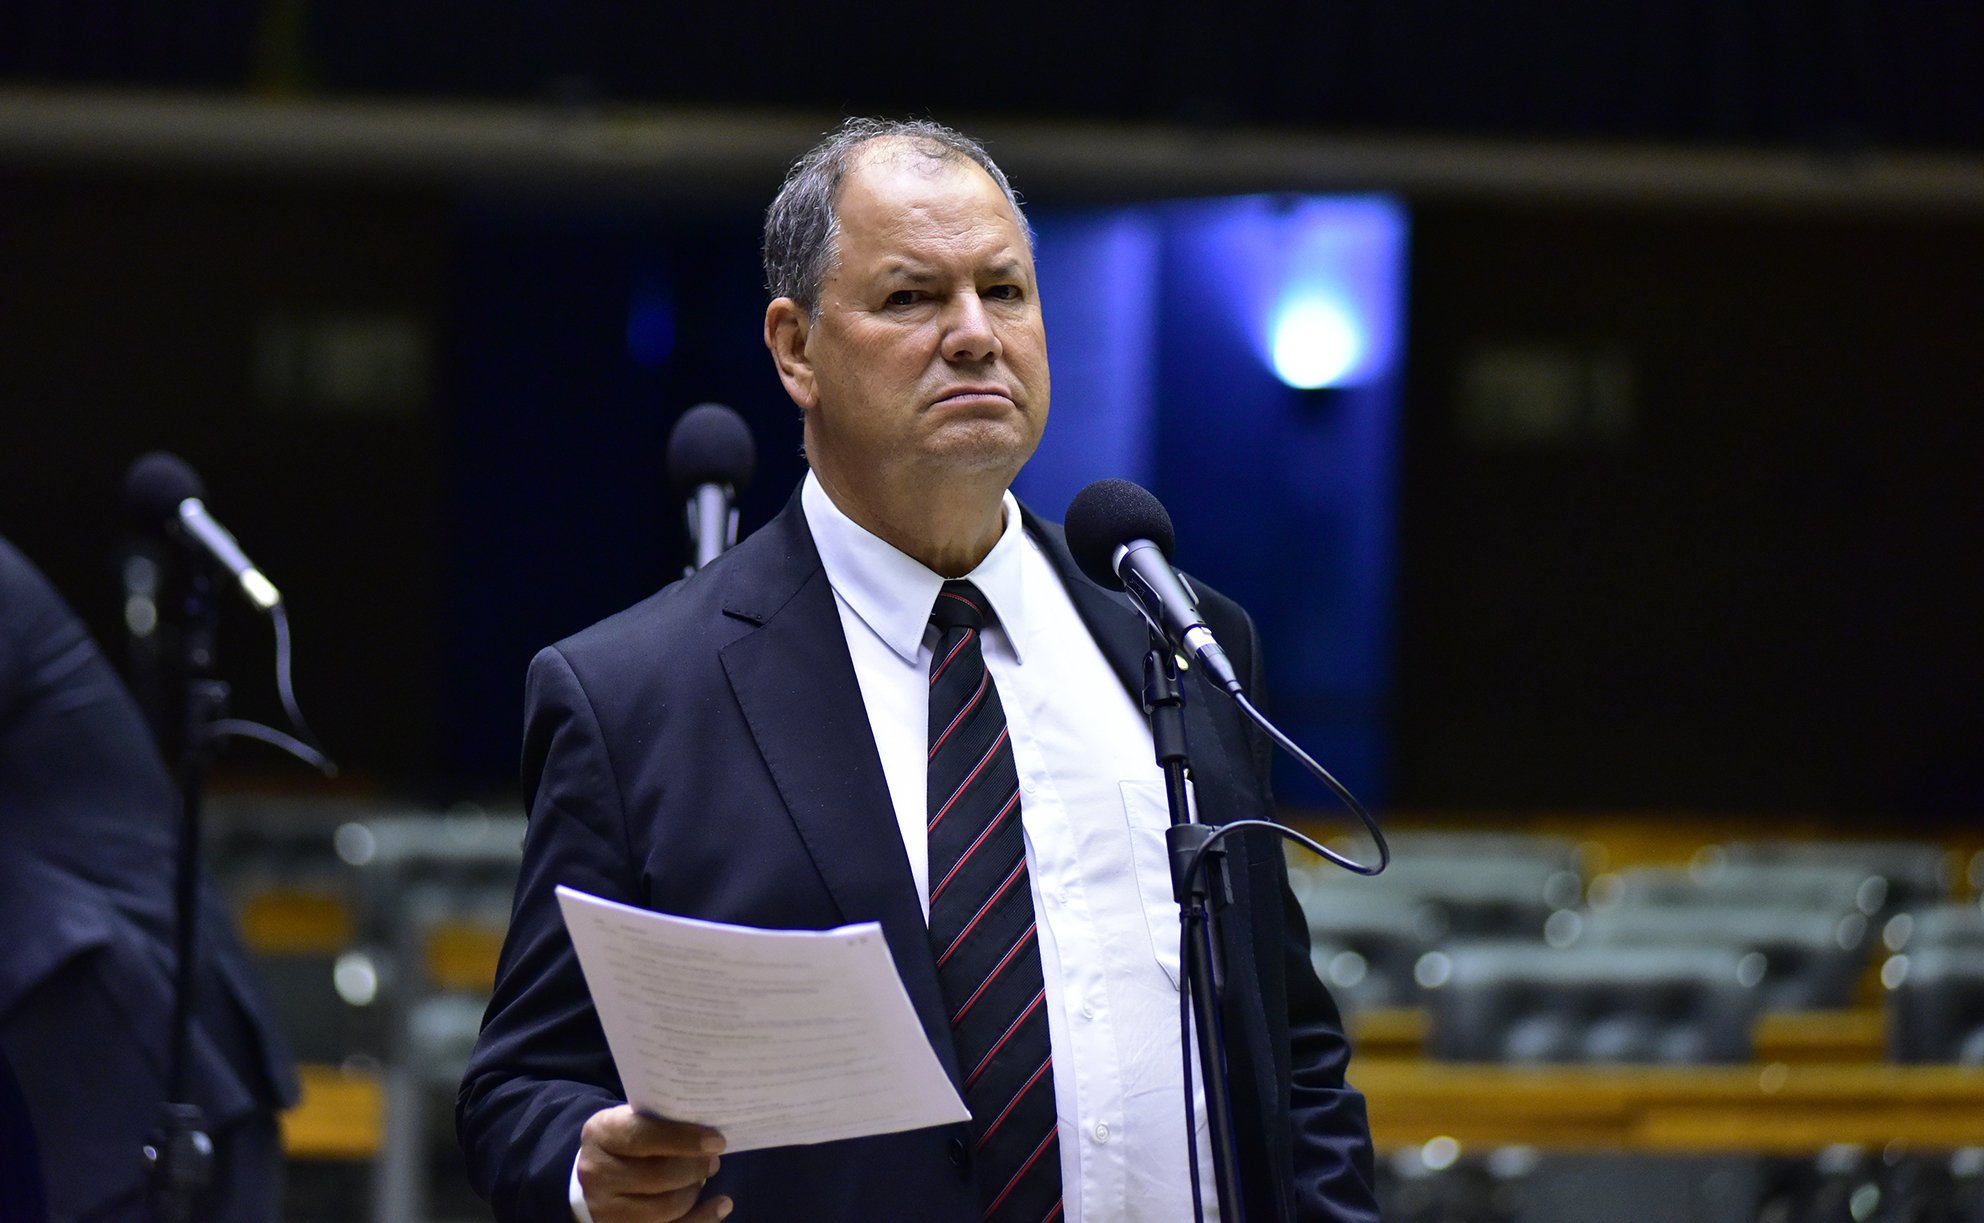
[1092,1121,1111,1144]
[1080,1000,1096,1020]
[1021,776,1037,794]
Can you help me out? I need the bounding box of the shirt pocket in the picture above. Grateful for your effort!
[1119,778,1187,991]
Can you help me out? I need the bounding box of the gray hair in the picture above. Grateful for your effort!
[762,117,1031,314]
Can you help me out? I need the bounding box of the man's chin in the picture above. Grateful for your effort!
[923,422,1040,478]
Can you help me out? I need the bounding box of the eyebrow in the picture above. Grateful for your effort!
[879,256,1028,283]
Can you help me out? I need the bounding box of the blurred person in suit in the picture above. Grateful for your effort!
[0,533,298,1221]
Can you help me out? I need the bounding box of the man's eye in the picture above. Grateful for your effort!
[885,290,921,307]
[984,285,1022,301]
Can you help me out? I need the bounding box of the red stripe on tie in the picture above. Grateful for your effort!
[929,789,1021,904]
[974,1054,1051,1149]
[948,914,1035,1013]
[941,864,1029,975]
[941,589,984,617]
[983,1126,1058,1219]
[1040,1201,1064,1223]
[929,671,989,760]
[927,726,1011,833]
[930,627,975,686]
[967,990,1046,1089]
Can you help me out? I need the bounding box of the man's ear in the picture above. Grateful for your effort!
[764,297,818,412]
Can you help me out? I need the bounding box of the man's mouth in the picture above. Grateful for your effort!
[931,386,1013,408]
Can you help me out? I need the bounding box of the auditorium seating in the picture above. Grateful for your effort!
[1295,832,1582,938]
[1571,905,1868,1010]
[1407,929,1767,1221]
[237,889,377,1065]
[334,806,523,1223]
[1421,943,1760,1063]
[1887,946,1984,1064]
[1885,903,1984,955]
[201,799,1984,1222]
[1881,899,1984,1066]
[209,795,524,1223]
[1299,887,1438,1010]
[1589,861,1888,919]
[1718,839,1953,912]
[1291,823,1984,1223]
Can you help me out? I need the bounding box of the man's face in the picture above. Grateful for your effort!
[773,146,1049,497]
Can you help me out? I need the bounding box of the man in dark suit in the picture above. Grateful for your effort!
[0,534,298,1222]
[458,118,1378,1223]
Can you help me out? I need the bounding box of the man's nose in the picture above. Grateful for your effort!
[942,294,1001,364]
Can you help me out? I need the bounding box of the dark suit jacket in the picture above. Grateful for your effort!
[0,535,298,1221]
[0,1048,46,1221]
[459,492,1378,1222]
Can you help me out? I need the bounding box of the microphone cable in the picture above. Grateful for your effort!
[208,601,337,776]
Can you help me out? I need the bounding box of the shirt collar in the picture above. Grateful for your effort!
[802,470,1032,666]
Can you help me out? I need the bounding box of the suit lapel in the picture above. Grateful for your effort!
[716,496,965,1088]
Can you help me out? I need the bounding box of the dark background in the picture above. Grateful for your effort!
[2,4,1980,820]
[5,2,1980,150]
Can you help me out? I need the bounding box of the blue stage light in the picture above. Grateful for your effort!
[1271,292,1363,389]
[1261,197,1404,387]
[1027,191,1408,808]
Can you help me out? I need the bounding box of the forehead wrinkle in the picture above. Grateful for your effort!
[860,208,1022,264]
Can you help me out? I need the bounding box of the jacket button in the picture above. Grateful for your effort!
[947,1136,969,1171]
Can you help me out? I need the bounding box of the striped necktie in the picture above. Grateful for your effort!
[925,580,1063,1223]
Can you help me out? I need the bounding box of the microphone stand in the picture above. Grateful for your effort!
[145,568,222,1223]
[683,483,738,574]
[1142,636,1248,1223]
[122,489,334,1222]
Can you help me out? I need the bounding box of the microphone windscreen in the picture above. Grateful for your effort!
[124,451,205,525]
[1065,479,1176,591]
[666,403,757,496]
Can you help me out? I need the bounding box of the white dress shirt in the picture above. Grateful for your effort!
[803,472,1216,1223]
[572,474,1216,1222]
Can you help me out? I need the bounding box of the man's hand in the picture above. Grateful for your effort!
[578,1106,732,1222]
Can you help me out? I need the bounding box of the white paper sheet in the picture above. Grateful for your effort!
[554,885,970,1152]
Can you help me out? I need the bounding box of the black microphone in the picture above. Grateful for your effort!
[1065,479,1243,697]
[123,452,281,612]
[666,403,756,571]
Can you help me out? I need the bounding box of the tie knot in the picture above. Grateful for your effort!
[930,580,991,633]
